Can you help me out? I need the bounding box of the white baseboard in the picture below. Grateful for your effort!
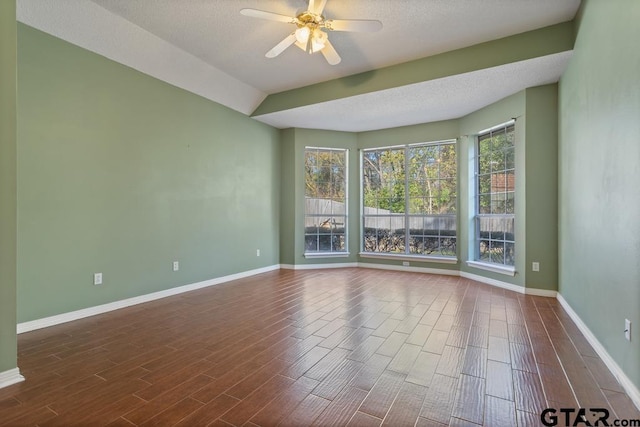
[557,293,640,411]
[16,261,555,334]
[459,271,557,297]
[0,368,24,390]
[358,262,458,276]
[460,271,526,294]
[524,287,557,297]
[280,262,358,270]
[282,261,458,276]
[284,262,549,295]
[17,264,280,334]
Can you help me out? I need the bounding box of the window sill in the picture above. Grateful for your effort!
[466,261,516,276]
[359,252,458,264]
[304,252,350,259]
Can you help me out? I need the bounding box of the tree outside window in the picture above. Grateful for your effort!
[304,147,348,254]
[475,124,515,266]
[362,141,457,257]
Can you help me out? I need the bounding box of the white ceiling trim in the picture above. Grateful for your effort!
[252,51,573,132]
[17,0,266,116]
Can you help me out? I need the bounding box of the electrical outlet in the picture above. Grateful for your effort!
[625,319,631,341]
[93,273,103,285]
[172,261,179,272]
[402,261,410,266]
[532,262,540,272]
[256,249,261,257]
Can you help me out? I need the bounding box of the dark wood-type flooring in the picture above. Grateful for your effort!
[1,268,638,426]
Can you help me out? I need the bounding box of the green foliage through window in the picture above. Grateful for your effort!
[362,141,457,257]
[475,123,515,266]
[304,147,348,253]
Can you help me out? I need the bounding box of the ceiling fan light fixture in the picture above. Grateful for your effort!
[311,30,328,52]
[294,28,326,53]
[295,26,311,44]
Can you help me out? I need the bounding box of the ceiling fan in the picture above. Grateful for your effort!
[240,0,383,65]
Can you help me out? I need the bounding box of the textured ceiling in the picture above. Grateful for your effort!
[17,0,581,131]
[253,52,573,132]
[88,0,580,93]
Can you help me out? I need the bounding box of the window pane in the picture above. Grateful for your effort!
[439,145,457,179]
[441,238,457,256]
[305,235,318,252]
[478,216,514,239]
[505,242,515,266]
[505,150,515,170]
[505,192,515,214]
[409,197,426,214]
[505,128,515,147]
[362,215,405,253]
[475,124,515,266]
[305,148,347,253]
[439,216,457,234]
[423,237,439,254]
[389,216,405,253]
[491,193,505,214]
[305,222,320,234]
[478,155,491,174]
[479,174,491,194]
[363,141,456,257]
[490,157,502,173]
[479,138,492,157]
[318,232,344,252]
[479,195,491,214]
[409,236,424,254]
[479,239,491,262]
[505,171,515,191]
[490,241,505,264]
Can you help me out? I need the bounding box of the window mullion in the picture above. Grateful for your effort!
[404,146,410,254]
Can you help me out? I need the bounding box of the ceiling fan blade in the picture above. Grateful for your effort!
[325,19,383,32]
[240,8,296,24]
[321,39,341,65]
[308,0,328,15]
[266,33,297,58]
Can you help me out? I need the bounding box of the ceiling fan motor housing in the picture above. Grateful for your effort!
[295,11,325,27]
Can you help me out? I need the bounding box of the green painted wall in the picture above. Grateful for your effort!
[17,24,281,322]
[279,129,296,265]
[460,92,527,287]
[456,86,559,290]
[559,0,640,390]
[0,0,18,373]
[524,85,558,291]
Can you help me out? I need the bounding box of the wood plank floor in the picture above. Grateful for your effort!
[1,268,638,426]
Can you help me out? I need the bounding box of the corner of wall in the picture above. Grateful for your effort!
[0,0,19,376]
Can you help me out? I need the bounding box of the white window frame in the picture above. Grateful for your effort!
[303,147,349,258]
[467,121,516,275]
[359,140,458,263]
